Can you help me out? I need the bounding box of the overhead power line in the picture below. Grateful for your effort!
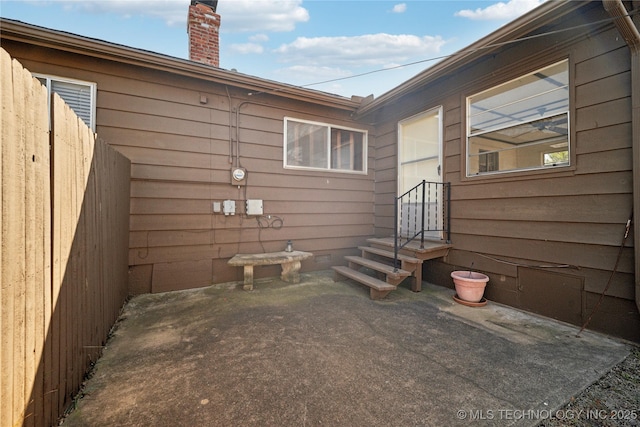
[300,8,639,89]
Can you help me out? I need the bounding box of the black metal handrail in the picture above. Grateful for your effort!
[394,180,450,271]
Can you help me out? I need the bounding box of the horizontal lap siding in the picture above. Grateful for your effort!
[461,33,637,337]
[367,4,639,341]
[372,122,398,236]
[110,81,373,292]
[4,43,374,293]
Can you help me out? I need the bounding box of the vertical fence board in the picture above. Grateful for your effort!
[41,143,52,427]
[0,49,7,427]
[1,48,130,426]
[8,57,27,427]
[22,63,42,427]
[78,119,88,391]
[24,64,36,427]
[53,96,76,415]
[0,47,15,427]
[12,57,27,427]
[32,72,50,427]
[15,60,30,427]
[51,95,65,421]
[23,71,36,425]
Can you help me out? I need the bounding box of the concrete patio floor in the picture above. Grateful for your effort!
[62,270,631,427]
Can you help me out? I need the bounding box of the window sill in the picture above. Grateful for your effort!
[462,165,576,183]
[283,165,368,176]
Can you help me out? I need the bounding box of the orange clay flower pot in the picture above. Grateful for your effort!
[451,271,489,303]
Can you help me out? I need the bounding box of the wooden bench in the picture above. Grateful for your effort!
[228,251,313,290]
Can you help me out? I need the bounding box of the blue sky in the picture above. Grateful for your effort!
[0,0,547,97]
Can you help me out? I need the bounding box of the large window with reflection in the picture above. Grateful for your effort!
[466,60,569,176]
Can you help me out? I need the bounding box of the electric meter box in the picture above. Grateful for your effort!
[231,167,247,186]
[246,199,263,216]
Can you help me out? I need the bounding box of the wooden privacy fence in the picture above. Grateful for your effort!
[1,48,131,427]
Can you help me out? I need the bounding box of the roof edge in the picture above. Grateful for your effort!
[356,0,587,117]
[0,18,361,111]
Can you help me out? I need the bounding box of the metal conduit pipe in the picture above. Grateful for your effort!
[602,0,640,312]
[233,99,275,169]
[225,86,233,164]
[235,101,250,168]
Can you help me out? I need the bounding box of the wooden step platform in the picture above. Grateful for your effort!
[367,237,451,260]
[333,236,452,300]
[358,246,423,291]
[344,255,410,286]
[332,266,396,300]
[358,246,422,264]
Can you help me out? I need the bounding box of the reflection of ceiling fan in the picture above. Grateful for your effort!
[498,117,566,139]
[531,117,567,135]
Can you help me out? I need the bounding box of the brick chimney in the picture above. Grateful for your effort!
[188,1,220,67]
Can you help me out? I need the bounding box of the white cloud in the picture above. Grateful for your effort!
[455,0,546,21]
[272,65,356,94]
[231,34,269,55]
[31,0,309,31]
[274,33,447,68]
[274,65,352,83]
[230,43,264,55]
[53,0,190,27]
[219,0,309,33]
[392,3,407,14]
[249,34,269,43]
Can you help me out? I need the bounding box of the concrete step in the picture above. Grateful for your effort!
[332,266,396,300]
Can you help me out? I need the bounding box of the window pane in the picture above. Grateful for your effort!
[32,74,96,132]
[479,150,499,173]
[400,158,437,194]
[51,80,93,129]
[331,129,364,171]
[544,150,569,166]
[353,133,363,171]
[400,111,439,163]
[467,60,569,176]
[470,61,568,134]
[468,113,568,175]
[286,121,328,168]
[284,118,366,173]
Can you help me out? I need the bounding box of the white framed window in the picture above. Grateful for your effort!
[466,60,569,176]
[284,118,367,174]
[34,73,97,132]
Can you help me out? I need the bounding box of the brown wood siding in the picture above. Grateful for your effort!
[365,3,639,341]
[371,122,398,236]
[1,40,374,293]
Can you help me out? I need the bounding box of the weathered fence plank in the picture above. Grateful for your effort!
[31,67,50,427]
[0,47,16,427]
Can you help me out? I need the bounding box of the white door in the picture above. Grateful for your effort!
[398,107,443,239]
